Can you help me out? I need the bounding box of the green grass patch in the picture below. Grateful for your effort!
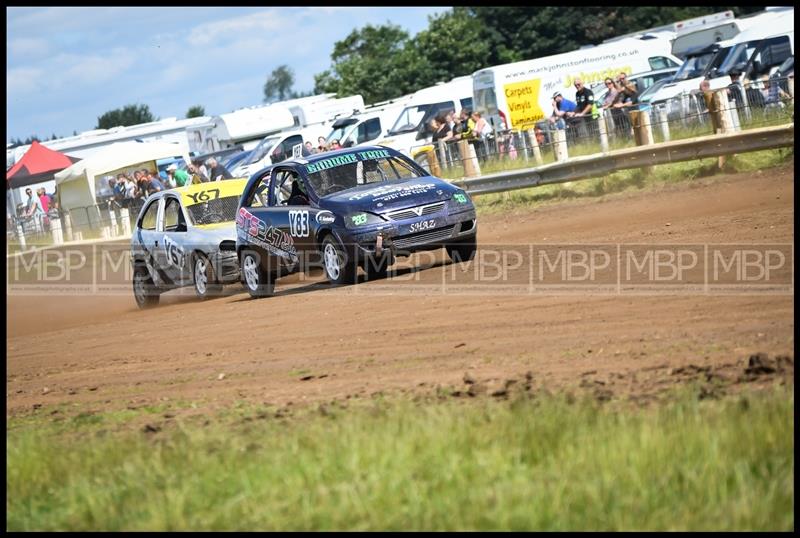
[473,149,793,215]
[6,388,793,531]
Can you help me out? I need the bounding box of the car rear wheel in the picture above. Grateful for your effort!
[133,264,159,309]
[322,236,358,286]
[241,250,274,299]
[446,237,477,263]
[194,253,222,300]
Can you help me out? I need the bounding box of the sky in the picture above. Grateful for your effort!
[6,6,450,143]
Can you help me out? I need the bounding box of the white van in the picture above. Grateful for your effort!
[648,8,794,104]
[325,95,414,149]
[471,36,681,132]
[376,76,474,164]
[231,124,331,178]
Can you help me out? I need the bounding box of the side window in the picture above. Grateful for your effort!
[648,56,670,70]
[278,136,303,162]
[163,198,184,232]
[357,118,382,144]
[244,173,270,208]
[139,200,159,231]
[460,97,474,110]
[271,169,299,206]
[756,37,792,71]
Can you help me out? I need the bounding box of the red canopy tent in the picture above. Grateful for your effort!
[6,141,81,189]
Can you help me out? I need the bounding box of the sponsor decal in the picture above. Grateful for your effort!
[408,219,437,233]
[237,207,297,260]
[305,149,392,174]
[503,78,545,128]
[289,210,310,237]
[453,193,468,204]
[348,182,437,202]
[316,211,336,225]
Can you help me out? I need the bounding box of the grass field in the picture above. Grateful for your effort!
[7,387,794,531]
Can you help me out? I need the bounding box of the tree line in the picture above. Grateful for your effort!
[11,7,761,148]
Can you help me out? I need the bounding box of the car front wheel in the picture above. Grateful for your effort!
[446,237,477,263]
[241,250,274,299]
[194,253,222,299]
[322,236,358,286]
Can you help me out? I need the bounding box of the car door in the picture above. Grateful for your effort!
[135,197,163,284]
[263,166,315,273]
[159,194,190,286]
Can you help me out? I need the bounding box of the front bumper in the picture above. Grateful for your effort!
[347,207,477,258]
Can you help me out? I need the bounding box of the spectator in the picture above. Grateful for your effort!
[188,160,208,183]
[727,70,745,109]
[305,141,317,154]
[144,172,165,196]
[549,91,576,129]
[317,136,328,152]
[113,173,128,202]
[123,174,137,206]
[37,188,51,230]
[458,108,475,140]
[22,188,45,231]
[329,139,342,151]
[164,167,177,189]
[205,157,233,181]
[566,77,595,140]
[601,77,619,110]
[431,115,452,144]
[471,111,491,139]
[167,163,191,188]
[534,126,546,146]
[616,72,638,104]
[763,75,790,105]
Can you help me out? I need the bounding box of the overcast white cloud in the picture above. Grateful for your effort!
[6,6,450,142]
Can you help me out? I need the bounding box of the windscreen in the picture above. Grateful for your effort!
[716,42,758,77]
[326,120,358,143]
[305,149,422,198]
[672,51,717,80]
[185,196,241,225]
[389,104,432,134]
[244,135,282,166]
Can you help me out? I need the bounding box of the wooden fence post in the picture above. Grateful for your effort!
[527,128,544,165]
[459,140,481,177]
[553,128,568,162]
[630,109,655,175]
[658,109,670,142]
[597,109,609,153]
[63,212,74,243]
[437,140,448,171]
[427,149,442,177]
[120,208,132,236]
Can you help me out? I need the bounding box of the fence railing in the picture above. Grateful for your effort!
[416,76,794,179]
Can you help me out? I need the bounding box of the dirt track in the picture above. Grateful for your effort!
[6,165,795,417]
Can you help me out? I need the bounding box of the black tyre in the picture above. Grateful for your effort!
[322,235,358,286]
[194,253,222,300]
[363,252,394,281]
[133,264,160,309]
[240,250,275,298]
[446,238,477,263]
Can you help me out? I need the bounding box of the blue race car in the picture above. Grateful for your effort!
[236,145,477,297]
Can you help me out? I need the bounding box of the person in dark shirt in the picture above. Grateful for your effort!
[205,157,233,181]
[567,78,595,141]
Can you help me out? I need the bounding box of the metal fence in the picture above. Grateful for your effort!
[415,76,794,178]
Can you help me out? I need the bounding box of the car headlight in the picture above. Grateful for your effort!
[344,211,386,230]
[449,190,473,209]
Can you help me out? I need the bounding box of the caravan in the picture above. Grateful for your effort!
[324,94,414,149]
[376,76,474,165]
[471,36,681,132]
[186,94,365,156]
